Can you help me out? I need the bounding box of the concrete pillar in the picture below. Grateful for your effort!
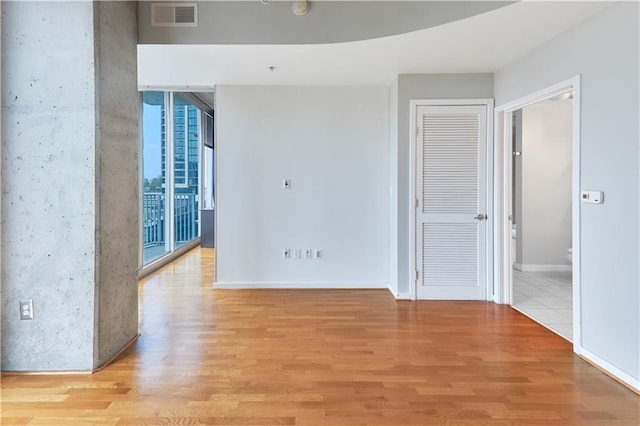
[1,1,139,371]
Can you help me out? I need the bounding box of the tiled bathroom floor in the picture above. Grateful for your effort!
[512,270,573,341]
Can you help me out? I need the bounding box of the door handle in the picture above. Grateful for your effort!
[474,214,487,220]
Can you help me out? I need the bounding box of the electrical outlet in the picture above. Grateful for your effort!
[314,249,322,259]
[20,299,34,320]
[283,178,291,190]
[295,249,302,259]
[283,248,291,259]
[305,249,312,259]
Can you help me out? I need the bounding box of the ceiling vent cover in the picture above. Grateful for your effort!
[151,3,198,27]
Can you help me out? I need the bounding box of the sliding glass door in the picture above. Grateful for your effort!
[173,94,200,249]
[141,91,201,267]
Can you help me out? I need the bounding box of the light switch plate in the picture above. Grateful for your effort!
[581,190,603,204]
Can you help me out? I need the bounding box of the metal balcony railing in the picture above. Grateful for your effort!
[143,192,199,249]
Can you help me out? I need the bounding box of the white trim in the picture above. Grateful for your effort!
[496,79,578,113]
[494,75,582,352]
[409,98,494,302]
[411,99,494,106]
[387,286,398,298]
[394,292,412,300]
[577,347,640,393]
[213,282,389,290]
[485,99,495,301]
[570,79,582,352]
[492,110,507,304]
[386,286,412,300]
[409,101,418,301]
[513,264,572,272]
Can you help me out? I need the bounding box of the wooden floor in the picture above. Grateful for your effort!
[2,248,638,425]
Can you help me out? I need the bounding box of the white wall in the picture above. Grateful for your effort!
[513,110,523,265]
[519,101,572,268]
[388,78,399,296]
[495,2,639,388]
[215,86,389,288]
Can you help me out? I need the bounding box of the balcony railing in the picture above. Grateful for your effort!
[174,193,199,244]
[143,192,199,250]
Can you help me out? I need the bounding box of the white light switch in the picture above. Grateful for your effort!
[581,190,603,204]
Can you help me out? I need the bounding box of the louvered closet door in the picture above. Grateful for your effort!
[416,105,487,300]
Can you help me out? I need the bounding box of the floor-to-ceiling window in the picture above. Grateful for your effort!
[141,91,203,267]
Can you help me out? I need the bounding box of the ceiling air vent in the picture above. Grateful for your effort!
[151,3,198,27]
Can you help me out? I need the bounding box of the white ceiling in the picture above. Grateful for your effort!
[138,1,613,89]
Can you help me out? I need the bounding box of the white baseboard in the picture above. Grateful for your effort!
[576,346,640,393]
[513,263,571,272]
[394,292,412,300]
[213,281,388,290]
[386,285,412,300]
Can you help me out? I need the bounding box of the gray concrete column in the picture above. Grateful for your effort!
[1,1,139,371]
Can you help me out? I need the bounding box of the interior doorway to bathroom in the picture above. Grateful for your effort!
[509,91,574,341]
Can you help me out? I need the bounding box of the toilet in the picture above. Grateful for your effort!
[567,248,573,264]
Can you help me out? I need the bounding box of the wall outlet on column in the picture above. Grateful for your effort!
[20,299,34,320]
[305,249,312,259]
[294,249,302,259]
[283,248,291,259]
[283,178,291,190]
[314,249,322,259]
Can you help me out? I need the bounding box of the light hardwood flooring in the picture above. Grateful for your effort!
[2,248,638,425]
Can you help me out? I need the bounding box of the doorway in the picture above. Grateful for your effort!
[510,93,574,340]
[494,76,581,349]
[411,99,493,300]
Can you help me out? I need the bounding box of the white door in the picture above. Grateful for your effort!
[416,105,488,300]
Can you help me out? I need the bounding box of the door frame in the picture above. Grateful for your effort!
[409,99,495,301]
[493,75,582,351]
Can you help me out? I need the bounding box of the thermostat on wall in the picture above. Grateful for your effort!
[581,190,604,204]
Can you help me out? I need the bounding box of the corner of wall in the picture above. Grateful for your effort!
[93,0,140,369]
[389,77,399,297]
